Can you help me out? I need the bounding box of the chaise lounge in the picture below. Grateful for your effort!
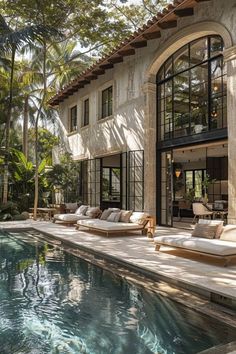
[154,220,236,266]
[53,205,101,224]
[76,210,150,237]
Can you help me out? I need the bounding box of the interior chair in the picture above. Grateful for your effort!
[192,202,213,223]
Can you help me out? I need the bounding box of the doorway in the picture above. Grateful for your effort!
[158,141,228,226]
[101,154,122,210]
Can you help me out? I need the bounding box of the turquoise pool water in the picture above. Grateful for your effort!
[0,230,235,354]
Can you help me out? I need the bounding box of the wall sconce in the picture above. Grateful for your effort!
[175,168,181,178]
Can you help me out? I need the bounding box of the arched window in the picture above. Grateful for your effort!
[157,35,227,141]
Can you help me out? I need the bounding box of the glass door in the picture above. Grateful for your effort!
[159,150,173,226]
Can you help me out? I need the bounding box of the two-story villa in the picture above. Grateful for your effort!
[49,0,236,226]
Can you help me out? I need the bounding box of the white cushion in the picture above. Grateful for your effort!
[107,211,121,222]
[75,205,89,215]
[198,219,224,238]
[192,223,219,239]
[86,207,101,218]
[130,212,149,225]
[120,210,132,223]
[220,225,236,242]
[77,219,143,231]
[54,214,91,222]
[154,235,236,256]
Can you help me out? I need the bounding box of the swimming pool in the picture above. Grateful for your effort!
[0,229,235,354]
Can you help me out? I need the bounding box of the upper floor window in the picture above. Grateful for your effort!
[101,86,113,119]
[157,35,226,141]
[82,98,89,127]
[69,105,77,132]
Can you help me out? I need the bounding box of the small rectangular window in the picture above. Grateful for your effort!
[101,86,113,119]
[83,99,89,126]
[69,106,77,132]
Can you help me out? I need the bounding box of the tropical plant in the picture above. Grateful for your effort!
[9,149,48,211]
[0,14,61,204]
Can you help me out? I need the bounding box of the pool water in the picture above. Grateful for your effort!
[0,230,235,354]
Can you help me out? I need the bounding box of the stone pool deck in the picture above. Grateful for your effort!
[1,220,236,304]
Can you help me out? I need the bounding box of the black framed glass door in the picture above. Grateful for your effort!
[158,150,173,226]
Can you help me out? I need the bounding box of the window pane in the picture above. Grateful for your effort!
[70,106,77,132]
[101,86,113,118]
[83,99,89,126]
[173,72,189,137]
[165,56,173,78]
[190,37,208,65]
[173,44,189,73]
[194,170,203,198]
[210,36,223,57]
[185,171,193,193]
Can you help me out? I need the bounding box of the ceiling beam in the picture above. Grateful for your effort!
[108,56,123,64]
[158,20,177,29]
[99,62,114,69]
[174,7,194,17]
[130,40,147,48]
[143,31,161,40]
[118,48,135,56]
[92,68,105,75]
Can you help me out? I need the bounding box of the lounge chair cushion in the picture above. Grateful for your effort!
[154,235,236,256]
[86,207,101,218]
[75,205,89,215]
[54,214,91,222]
[192,223,219,239]
[198,219,224,238]
[130,212,149,225]
[120,210,132,223]
[100,209,113,220]
[77,219,143,231]
[220,225,236,242]
[107,211,121,222]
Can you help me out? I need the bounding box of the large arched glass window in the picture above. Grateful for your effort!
[157,35,227,141]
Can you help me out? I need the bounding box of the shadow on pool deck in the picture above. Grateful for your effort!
[1,219,236,303]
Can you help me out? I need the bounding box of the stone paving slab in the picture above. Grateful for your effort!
[1,220,236,302]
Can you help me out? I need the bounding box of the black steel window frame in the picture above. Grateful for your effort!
[82,98,89,127]
[156,35,226,143]
[101,86,113,119]
[69,105,77,132]
[128,150,144,211]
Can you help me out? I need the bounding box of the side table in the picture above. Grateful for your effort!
[146,216,156,238]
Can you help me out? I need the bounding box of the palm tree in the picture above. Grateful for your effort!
[0,14,61,203]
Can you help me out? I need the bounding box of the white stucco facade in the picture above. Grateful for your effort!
[57,0,236,222]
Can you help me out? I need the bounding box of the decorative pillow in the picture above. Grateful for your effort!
[220,226,236,242]
[198,219,224,239]
[100,209,113,220]
[120,210,132,223]
[191,223,219,239]
[75,205,88,216]
[130,212,149,225]
[108,208,120,212]
[86,207,101,218]
[107,211,121,222]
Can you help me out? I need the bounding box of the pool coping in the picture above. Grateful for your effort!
[6,226,236,331]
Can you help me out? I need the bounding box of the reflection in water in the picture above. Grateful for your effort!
[0,230,235,354]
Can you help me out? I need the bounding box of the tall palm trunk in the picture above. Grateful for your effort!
[23,95,29,159]
[3,46,16,204]
[33,42,47,220]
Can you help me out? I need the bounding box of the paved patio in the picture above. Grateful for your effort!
[1,219,236,304]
